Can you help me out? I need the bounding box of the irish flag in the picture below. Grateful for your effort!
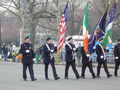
[83,3,89,53]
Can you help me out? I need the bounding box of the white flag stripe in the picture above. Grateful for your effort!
[105,22,113,32]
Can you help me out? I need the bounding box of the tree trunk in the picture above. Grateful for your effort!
[19,24,24,45]
[30,22,36,46]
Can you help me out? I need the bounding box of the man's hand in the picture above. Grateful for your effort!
[100,55,104,59]
[115,57,118,59]
[87,54,90,57]
[50,50,54,53]
[26,50,30,53]
[73,48,76,51]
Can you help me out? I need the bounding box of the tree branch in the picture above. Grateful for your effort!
[0,5,22,23]
[34,10,56,19]
[11,0,19,9]
[0,3,17,9]
[36,23,58,31]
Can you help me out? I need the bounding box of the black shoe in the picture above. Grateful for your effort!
[115,75,118,77]
[55,77,60,80]
[31,78,37,81]
[76,76,80,79]
[92,76,97,79]
[96,76,101,78]
[81,76,85,79]
[114,74,118,77]
[107,75,112,78]
[46,78,49,80]
[23,78,27,81]
[65,77,69,79]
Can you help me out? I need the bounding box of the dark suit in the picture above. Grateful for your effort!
[42,43,59,79]
[19,42,35,80]
[96,44,111,77]
[114,43,120,76]
[65,43,80,79]
[81,47,95,78]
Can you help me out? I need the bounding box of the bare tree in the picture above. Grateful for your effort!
[0,0,120,45]
[0,0,57,45]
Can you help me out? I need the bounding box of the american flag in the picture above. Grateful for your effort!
[57,3,68,51]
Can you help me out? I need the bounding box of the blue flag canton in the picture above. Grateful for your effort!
[88,30,99,54]
[97,6,109,41]
[108,3,117,24]
[88,6,109,54]
[63,3,68,22]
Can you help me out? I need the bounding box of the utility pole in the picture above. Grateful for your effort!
[0,16,2,54]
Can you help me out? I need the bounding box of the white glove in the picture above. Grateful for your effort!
[26,50,30,53]
[73,48,76,51]
[0,55,2,59]
[8,52,10,56]
[54,44,57,47]
[50,50,54,53]
[100,55,104,59]
[115,57,118,59]
[87,54,90,57]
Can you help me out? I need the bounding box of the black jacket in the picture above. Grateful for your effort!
[42,43,57,64]
[81,47,91,63]
[114,43,120,62]
[96,44,106,63]
[19,43,35,64]
[65,43,76,62]
[2,48,9,55]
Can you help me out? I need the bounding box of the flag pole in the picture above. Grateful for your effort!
[64,1,69,39]
[87,0,111,54]
[96,1,111,30]
[93,1,112,42]
[57,1,69,52]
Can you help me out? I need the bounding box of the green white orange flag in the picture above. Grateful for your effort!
[83,3,89,53]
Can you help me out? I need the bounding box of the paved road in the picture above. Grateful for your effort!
[0,62,120,90]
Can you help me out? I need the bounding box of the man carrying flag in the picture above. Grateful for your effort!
[88,1,111,54]
[81,2,96,79]
[102,3,117,47]
[57,2,68,51]
[95,4,112,78]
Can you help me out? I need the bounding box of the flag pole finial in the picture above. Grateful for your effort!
[108,0,112,5]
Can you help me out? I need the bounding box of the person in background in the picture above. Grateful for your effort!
[60,44,66,64]
[15,53,19,62]
[2,45,9,61]
[76,43,82,67]
[12,50,16,62]
[114,39,120,77]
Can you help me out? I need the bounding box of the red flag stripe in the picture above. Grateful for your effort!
[57,14,66,51]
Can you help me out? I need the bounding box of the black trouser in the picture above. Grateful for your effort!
[81,62,95,77]
[65,61,79,78]
[23,63,34,80]
[114,62,120,76]
[44,61,58,79]
[97,61,110,77]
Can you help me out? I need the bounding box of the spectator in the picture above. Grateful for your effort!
[60,44,66,64]
[15,54,19,62]
[76,44,82,67]
[2,45,10,61]
[12,51,16,62]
